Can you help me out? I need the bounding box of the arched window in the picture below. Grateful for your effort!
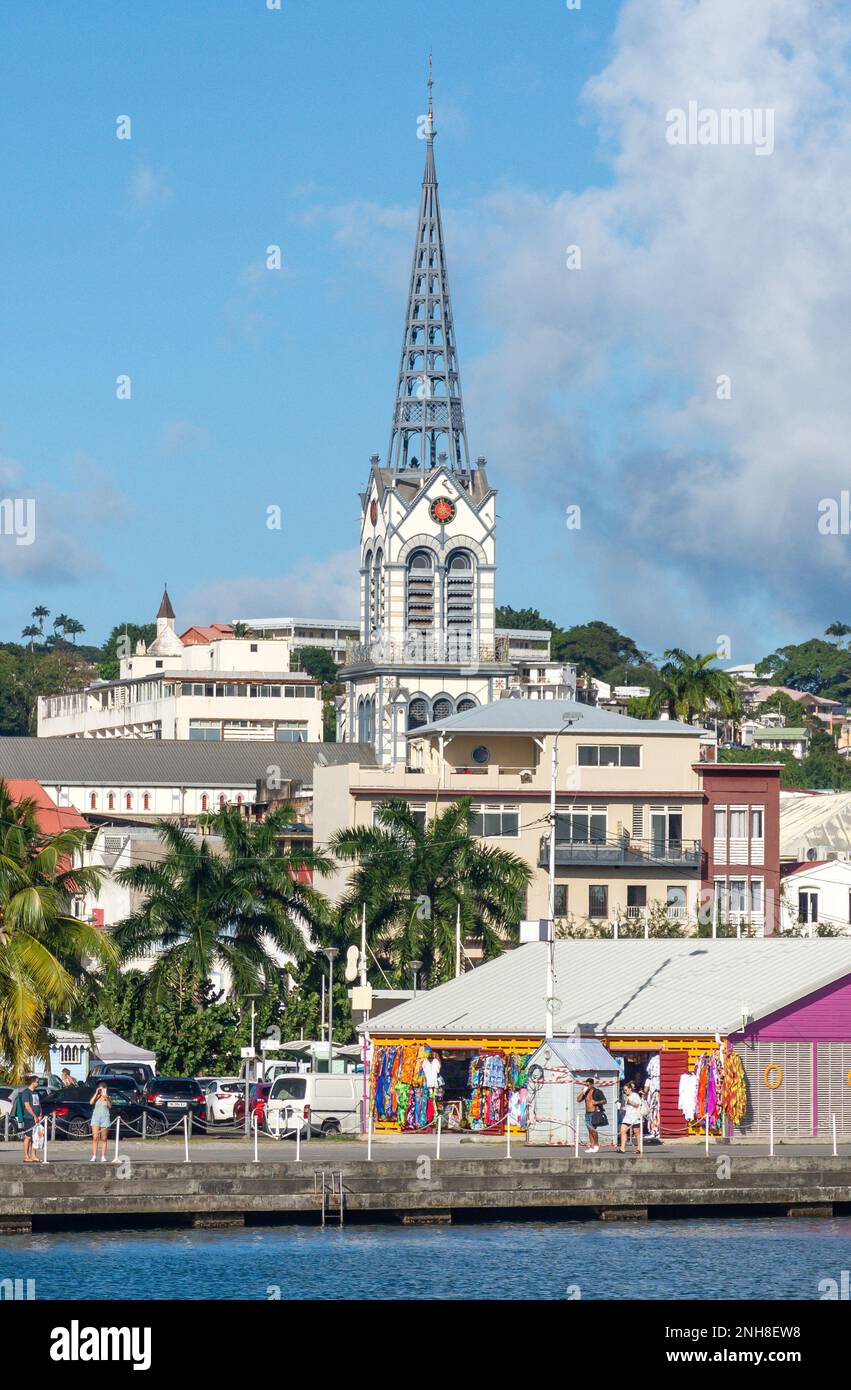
[236,795,243,807]
[219,795,226,809]
[143,793,150,811]
[201,794,209,812]
[89,793,97,810]
[407,695,430,731]
[406,549,435,631]
[372,548,384,631]
[456,696,478,714]
[125,793,133,810]
[357,697,366,743]
[432,694,454,723]
[107,792,115,811]
[445,550,475,633]
[363,549,372,639]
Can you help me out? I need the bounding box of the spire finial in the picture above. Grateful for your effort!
[426,51,434,141]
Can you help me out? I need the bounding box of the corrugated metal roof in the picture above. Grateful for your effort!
[780,790,851,859]
[369,939,851,1038]
[0,738,375,788]
[410,698,706,739]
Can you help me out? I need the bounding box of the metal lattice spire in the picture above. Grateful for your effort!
[387,59,470,472]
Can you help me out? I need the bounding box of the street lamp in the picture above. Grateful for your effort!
[408,958,423,997]
[242,992,261,1136]
[546,714,579,1037]
[324,948,339,1071]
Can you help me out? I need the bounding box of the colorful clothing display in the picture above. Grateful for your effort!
[370,1045,531,1131]
[676,1049,747,1131]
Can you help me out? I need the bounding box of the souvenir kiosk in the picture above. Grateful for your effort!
[526,1036,621,1147]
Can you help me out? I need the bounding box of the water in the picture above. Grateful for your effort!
[3,1218,851,1299]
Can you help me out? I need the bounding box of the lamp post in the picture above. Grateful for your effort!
[547,715,578,1037]
[408,958,423,998]
[324,948,339,1071]
[242,992,260,1136]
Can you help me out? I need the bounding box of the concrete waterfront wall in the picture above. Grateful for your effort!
[2,1154,851,1230]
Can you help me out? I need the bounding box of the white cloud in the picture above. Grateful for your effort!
[183,549,360,624]
[126,164,173,213]
[0,454,131,582]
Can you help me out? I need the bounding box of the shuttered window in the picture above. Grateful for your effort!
[733,1041,812,1137]
[817,1044,851,1136]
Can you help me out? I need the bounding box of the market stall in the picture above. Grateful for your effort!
[369,1038,537,1133]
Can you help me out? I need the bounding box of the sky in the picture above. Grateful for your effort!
[1,0,850,665]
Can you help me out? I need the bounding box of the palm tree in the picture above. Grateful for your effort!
[31,606,49,635]
[20,625,40,652]
[112,805,333,1006]
[52,613,69,644]
[64,618,86,644]
[329,798,531,987]
[646,650,741,725]
[0,781,113,1080]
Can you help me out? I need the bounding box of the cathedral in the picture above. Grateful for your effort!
[338,78,513,767]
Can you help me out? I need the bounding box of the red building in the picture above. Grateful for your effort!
[696,761,782,935]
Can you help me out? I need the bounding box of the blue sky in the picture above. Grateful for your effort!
[1,0,849,665]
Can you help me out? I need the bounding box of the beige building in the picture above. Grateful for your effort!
[314,698,735,930]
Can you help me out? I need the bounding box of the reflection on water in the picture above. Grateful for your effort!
[3,1218,850,1300]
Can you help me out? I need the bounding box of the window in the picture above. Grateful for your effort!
[713,807,727,839]
[406,549,435,631]
[666,885,687,918]
[456,696,478,714]
[432,695,454,722]
[469,804,519,838]
[555,809,607,844]
[107,793,115,810]
[407,696,429,731]
[627,885,647,911]
[750,808,764,839]
[445,550,474,631]
[589,885,608,919]
[89,793,97,810]
[275,723,308,742]
[750,879,764,915]
[250,643,258,653]
[189,723,221,740]
[729,878,747,913]
[730,808,747,839]
[143,794,150,811]
[553,884,568,916]
[125,793,132,810]
[798,890,818,924]
[578,744,641,767]
[471,745,490,765]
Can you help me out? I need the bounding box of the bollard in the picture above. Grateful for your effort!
[183,1113,190,1164]
[113,1116,121,1164]
[638,1120,643,1157]
[253,1113,259,1163]
[506,1111,511,1160]
[50,1112,56,1142]
[367,1112,373,1162]
[833,1113,838,1158]
[574,1113,579,1158]
[769,1113,774,1158]
[142,1110,147,1141]
[295,1113,301,1164]
[42,1116,48,1166]
[704,1113,710,1156]
[3,1111,8,1143]
[436,1112,442,1161]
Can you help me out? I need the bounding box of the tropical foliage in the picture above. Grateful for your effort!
[112,805,332,1005]
[0,781,113,1080]
[329,798,531,987]
[643,649,741,724]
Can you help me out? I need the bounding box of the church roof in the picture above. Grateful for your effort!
[156,587,175,621]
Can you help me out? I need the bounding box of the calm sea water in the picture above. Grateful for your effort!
[3,1218,851,1299]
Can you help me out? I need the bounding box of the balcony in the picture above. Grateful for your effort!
[539,833,704,869]
[343,634,510,669]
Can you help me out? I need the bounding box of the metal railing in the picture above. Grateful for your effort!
[539,833,703,868]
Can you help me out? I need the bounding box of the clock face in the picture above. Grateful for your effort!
[369,499,378,525]
[429,496,456,524]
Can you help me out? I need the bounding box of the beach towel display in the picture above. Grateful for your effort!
[369,1045,532,1131]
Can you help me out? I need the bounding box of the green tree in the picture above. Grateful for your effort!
[645,650,741,724]
[293,646,340,686]
[754,691,810,725]
[0,781,114,1080]
[31,606,49,635]
[756,638,851,700]
[113,805,332,1006]
[329,798,531,987]
[825,621,851,647]
[64,618,86,644]
[554,620,651,681]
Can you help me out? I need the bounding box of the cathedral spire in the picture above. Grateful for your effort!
[387,61,470,473]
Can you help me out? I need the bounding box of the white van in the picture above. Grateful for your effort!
[266,1072,363,1137]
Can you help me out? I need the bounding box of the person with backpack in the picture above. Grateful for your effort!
[577,1076,606,1153]
[16,1078,42,1163]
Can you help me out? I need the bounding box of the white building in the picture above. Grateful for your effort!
[781,860,851,935]
[232,616,359,666]
[38,589,323,743]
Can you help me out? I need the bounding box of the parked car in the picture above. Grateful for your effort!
[200,1078,243,1125]
[85,1073,143,1097]
[42,1085,168,1140]
[141,1077,207,1131]
[249,1082,272,1127]
[266,1073,362,1137]
[88,1062,154,1089]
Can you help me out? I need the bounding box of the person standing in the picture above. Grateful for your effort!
[17,1079,42,1164]
[90,1085,111,1162]
[619,1081,643,1153]
[577,1076,606,1153]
